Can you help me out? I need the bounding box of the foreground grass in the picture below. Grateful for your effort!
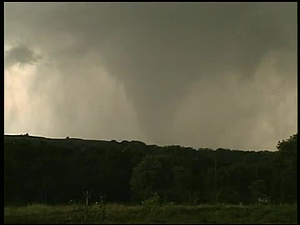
[4,203,297,224]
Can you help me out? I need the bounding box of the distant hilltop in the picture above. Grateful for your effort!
[4,134,273,153]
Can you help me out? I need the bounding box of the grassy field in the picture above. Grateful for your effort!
[4,203,297,224]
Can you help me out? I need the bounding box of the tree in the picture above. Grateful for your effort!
[275,133,297,203]
[250,179,268,204]
[277,133,297,165]
[130,154,174,202]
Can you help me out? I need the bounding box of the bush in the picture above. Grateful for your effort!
[141,193,161,209]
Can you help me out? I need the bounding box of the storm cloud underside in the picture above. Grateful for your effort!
[4,3,297,150]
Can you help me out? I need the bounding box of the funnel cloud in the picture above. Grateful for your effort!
[4,3,297,150]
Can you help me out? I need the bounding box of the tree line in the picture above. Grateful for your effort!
[4,133,297,206]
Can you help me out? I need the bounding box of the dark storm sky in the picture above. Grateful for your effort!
[4,2,297,150]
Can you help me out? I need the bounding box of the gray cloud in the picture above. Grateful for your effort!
[4,2,297,150]
[4,44,40,68]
